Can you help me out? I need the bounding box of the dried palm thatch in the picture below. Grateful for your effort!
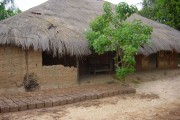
[126,13,180,56]
[0,0,104,56]
[0,1,179,57]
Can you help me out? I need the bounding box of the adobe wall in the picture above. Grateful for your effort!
[135,51,178,71]
[0,46,77,93]
[157,51,178,69]
[135,55,149,71]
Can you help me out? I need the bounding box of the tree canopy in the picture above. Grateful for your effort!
[139,0,180,30]
[0,0,21,20]
[86,2,152,83]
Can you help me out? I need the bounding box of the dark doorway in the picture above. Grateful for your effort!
[149,53,157,69]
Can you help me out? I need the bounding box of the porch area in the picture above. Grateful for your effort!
[79,68,180,86]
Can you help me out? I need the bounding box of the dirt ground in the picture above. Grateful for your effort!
[1,69,180,120]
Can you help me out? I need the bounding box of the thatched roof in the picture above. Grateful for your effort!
[127,13,180,55]
[0,0,104,56]
[0,1,179,57]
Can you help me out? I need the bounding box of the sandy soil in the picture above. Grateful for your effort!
[1,70,180,120]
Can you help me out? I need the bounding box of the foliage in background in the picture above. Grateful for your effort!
[139,0,180,30]
[0,0,21,20]
[86,2,152,83]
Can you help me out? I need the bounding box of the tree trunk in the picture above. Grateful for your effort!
[115,49,123,68]
[115,51,119,68]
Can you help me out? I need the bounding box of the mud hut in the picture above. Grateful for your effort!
[126,14,180,71]
[79,14,180,76]
[0,0,180,92]
[0,0,104,91]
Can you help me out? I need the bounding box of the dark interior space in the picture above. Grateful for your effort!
[79,52,114,76]
[149,53,157,69]
[42,51,76,67]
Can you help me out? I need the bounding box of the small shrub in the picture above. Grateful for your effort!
[23,73,40,92]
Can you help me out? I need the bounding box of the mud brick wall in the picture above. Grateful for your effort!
[135,52,178,71]
[157,51,178,69]
[0,46,77,92]
[141,56,149,70]
[135,55,149,71]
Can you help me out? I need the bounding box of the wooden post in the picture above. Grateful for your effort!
[25,48,29,76]
[76,56,80,84]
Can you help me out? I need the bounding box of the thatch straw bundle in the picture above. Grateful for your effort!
[0,0,179,56]
[0,0,104,56]
[127,14,180,56]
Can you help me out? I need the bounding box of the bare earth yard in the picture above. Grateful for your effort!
[1,69,180,120]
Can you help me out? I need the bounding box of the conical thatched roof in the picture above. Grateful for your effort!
[0,0,104,56]
[127,13,180,56]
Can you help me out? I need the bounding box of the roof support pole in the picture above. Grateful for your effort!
[25,48,29,77]
[76,56,80,84]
